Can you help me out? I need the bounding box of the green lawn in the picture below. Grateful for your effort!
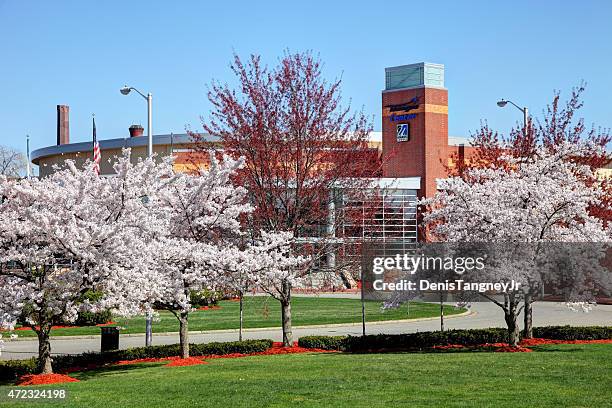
[0,344,610,407]
[10,297,464,337]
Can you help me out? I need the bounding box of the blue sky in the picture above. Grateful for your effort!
[1,0,611,153]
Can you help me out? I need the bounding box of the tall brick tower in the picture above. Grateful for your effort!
[381,63,448,198]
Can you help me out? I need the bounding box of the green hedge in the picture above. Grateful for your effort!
[74,310,113,326]
[0,339,273,383]
[189,289,222,307]
[532,325,611,340]
[53,339,273,369]
[344,328,509,352]
[298,329,508,351]
[0,359,37,382]
[298,326,612,352]
[298,336,347,351]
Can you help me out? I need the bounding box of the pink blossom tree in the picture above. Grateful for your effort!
[198,51,382,346]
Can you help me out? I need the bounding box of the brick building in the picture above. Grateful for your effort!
[32,62,471,201]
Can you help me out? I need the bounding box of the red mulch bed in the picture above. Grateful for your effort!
[17,374,80,386]
[196,306,221,311]
[165,357,208,367]
[113,342,332,368]
[482,343,533,353]
[202,342,333,360]
[520,338,612,346]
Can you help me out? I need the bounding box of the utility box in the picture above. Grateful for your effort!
[100,326,120,352]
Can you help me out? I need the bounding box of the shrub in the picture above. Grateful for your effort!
[74,310,113,326]
[343,328,510,352]
[311,326,612,353]
[190,289,223,307]
[0,339,273,383]
[0,358,37,382]
[298,336,347,351]
[71,290,113,326]
[190,339,273,356]
[532,325,611,340]
[52,339,273,371]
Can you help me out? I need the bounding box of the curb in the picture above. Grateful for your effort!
[9,310,474,342]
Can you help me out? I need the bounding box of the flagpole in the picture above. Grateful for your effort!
[92,114,101,175]
[26,134,31,179]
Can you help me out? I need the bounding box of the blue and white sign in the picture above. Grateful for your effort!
[396,123,409,142]
[390,113,416,122]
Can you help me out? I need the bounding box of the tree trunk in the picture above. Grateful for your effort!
[280,280,293,347]
[523,293,533,339]
[239,292,244,342]
[36,327,53,374]
[504,308,520,347]
[178,312,189,359]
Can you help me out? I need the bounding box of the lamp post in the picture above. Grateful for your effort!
[121,85,153,347]
[496,99,529,136]
[120,86,153,157]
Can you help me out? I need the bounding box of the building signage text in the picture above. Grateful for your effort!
[390,113,416,122]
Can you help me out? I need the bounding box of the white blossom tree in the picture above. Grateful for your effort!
[216,242,257,342]
[0,147,306,369]
[0,151,165,373]
[139,152,255,359]
[206,231,307,345]
[422,143,610,346]
[246,231,309,346]
[126,151,307,354]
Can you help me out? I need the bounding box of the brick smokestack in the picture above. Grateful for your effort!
[129,124,144,137]
[56,105,70,145]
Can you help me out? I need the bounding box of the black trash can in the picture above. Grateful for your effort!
[100,326,120,352]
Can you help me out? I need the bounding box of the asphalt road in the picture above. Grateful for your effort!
[1,298,611,360]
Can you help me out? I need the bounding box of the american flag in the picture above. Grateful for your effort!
[92,115,101,175]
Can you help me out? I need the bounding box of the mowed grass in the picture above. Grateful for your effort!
[1,344,610,408]
[11,297,464,337]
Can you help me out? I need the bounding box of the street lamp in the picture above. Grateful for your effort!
[122,85,154,348]
[120,86,153,157]
[497,99,529,136]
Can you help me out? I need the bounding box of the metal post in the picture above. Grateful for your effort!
[147,93,153,158]
[361,264,366,336]
[145,92,153,347]
[26,134,31,178]
[239,292,244,342]
[523,107,528,137]
[440,292,444,332]
[145,312,152,347]
[327,189,336,269]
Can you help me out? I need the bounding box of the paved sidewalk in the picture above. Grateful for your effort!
[2,300,611,360]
